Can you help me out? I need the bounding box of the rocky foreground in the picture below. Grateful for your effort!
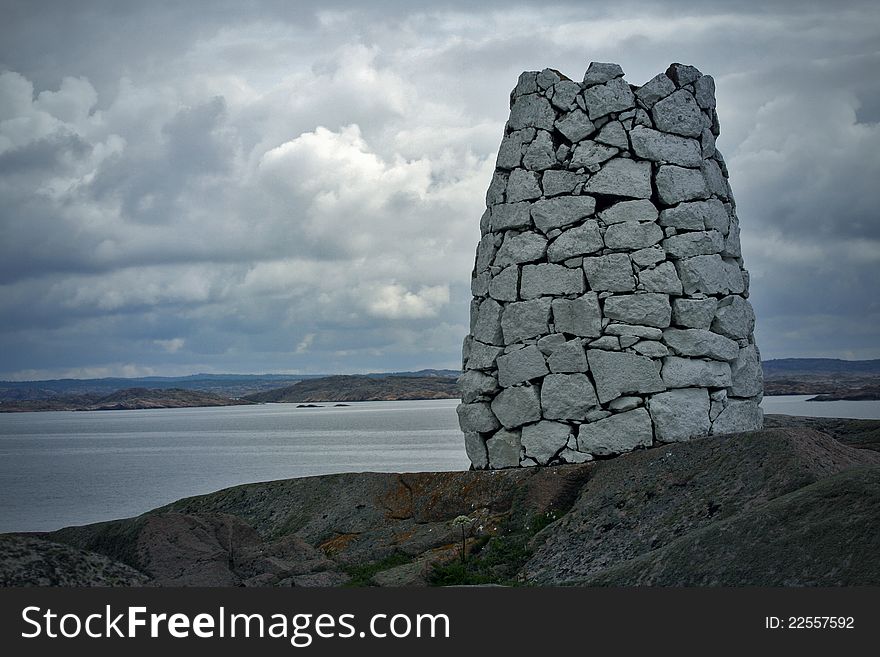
[2,415,878,587]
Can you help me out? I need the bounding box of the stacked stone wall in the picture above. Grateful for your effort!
[459,62,763,469]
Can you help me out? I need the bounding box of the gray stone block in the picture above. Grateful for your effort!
[652,89,703,137]
[463,432,488,469]
[547,221,603,261]
[629,126,702,167]
[491,385,542,429]
[472,297,504,345]
[648,387,710,442]
[583,253,635,291]
[661,356,731,388]
[494,231,547,267]
[599,199,659,224]
[531,196,597,233]
[638,261,683,294]
[521,263,585,299]
[521,421,571,465]
[604,221,664,250]
[488,265,519,301]
[663,328,739,361]
[541,373,598,420]
[578,408,654,456]
[547,339,588,373]
[486,428,523,468]
[662,230,725,259]
[551,293,602,337]
[712,295,756,340]
[457,402,500,433]
[604,293,672,328]
[497,345,549,387]
[710,398,763,435]
[501,298,551,344]
[458,370,499,403]
[656,165,710,205]
[583,158,652,198]
[672,297,718,329]
[509,94,556,131]
[588,349,666,403]
[583,77,635,119]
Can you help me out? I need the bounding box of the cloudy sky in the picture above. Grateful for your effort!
[0,0,878,380]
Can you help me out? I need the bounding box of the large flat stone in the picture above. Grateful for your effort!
[486,428,522,468]
[634,72,676,108]
[712,295,756,340]
[570,140,618,171]
[638,261,682,294]
[521,263,585,299]
[459,370,499,403]
[489,202,533,231]
[729,345,763,398]
[662,328,739,361]
[501,298,552,344]
[583,77,635,119]
[506,168,542,203]
[488,266,518,302]
[465,340,503,370]
[648,388,711,442]
[583,253,635,291]
[578,408,653,456]
[629,126,702,167]
[651,89,704,137]
[497,345,549,387]
[491,386,542,429]
[656,165,710,205]
[552,293,602,337]
[472,298,503,345]
[711,399,763,435]
[456,402,500,433]
[494,231,547,267]
[541,373,599,420]
[588,349,666,403]
[542,170,584,197]
[603,293,672,328]
[555,110,596,143]
[599,199,659,224]
[658,199,728,232]
[509,94,556,131]
[604,221,664,250]
[521,421,571,465]
[547,339,589,373]
[531,196,597,233]
[675,255,722,295]
[661,356,731,388]
[522,130,556,171]
[463,432,488,469]
[662,230,725,259]
[672,297,718,329]
[583,159,652,199]
[547,221,604,261]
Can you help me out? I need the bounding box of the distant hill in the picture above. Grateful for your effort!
[0,388,254,413]
[0,370,462,401]
[762,359,880,399]
[762,359,880,376]
[244,375,459,403]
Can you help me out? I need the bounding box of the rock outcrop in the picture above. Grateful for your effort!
[3,420,879,587]
[459,62,762,468]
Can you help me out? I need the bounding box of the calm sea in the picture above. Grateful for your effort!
[0,396,878,533]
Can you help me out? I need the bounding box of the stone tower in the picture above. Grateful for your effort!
[458,62,763,469]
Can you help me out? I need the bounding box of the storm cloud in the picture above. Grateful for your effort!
[1,0,878,379]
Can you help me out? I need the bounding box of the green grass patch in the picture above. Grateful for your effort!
[342,552,413,587]
[427,508,568,587]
